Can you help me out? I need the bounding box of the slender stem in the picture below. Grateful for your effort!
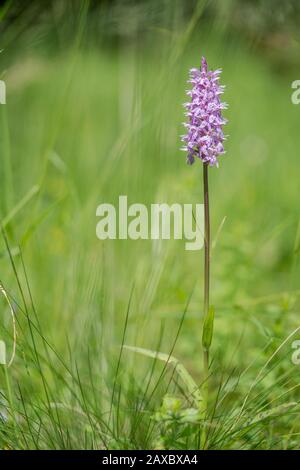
[201,163,210,449]
[203,163,210,320]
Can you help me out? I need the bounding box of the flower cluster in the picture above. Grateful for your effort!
[181,57,227,167]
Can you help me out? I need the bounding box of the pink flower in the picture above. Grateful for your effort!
[181,57,228,167]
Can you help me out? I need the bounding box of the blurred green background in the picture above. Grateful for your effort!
[1,0,300,449]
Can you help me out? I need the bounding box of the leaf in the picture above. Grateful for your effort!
[240,402,298,430]
[212,216,227,249]
[1,185,40,229]
[123,345,202,405]
[202,305,215,351]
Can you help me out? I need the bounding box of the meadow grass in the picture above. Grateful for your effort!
[0,1,300,449]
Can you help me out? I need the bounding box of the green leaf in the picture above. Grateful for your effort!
[240,402,298,430]
[1,185,40,229]
[202,305,215,351]
[123,345,202,405]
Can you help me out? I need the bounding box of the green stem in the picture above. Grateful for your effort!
[201,163,210,449]
[203,163,210,319]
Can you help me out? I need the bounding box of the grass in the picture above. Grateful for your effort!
[0,0,300,450]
